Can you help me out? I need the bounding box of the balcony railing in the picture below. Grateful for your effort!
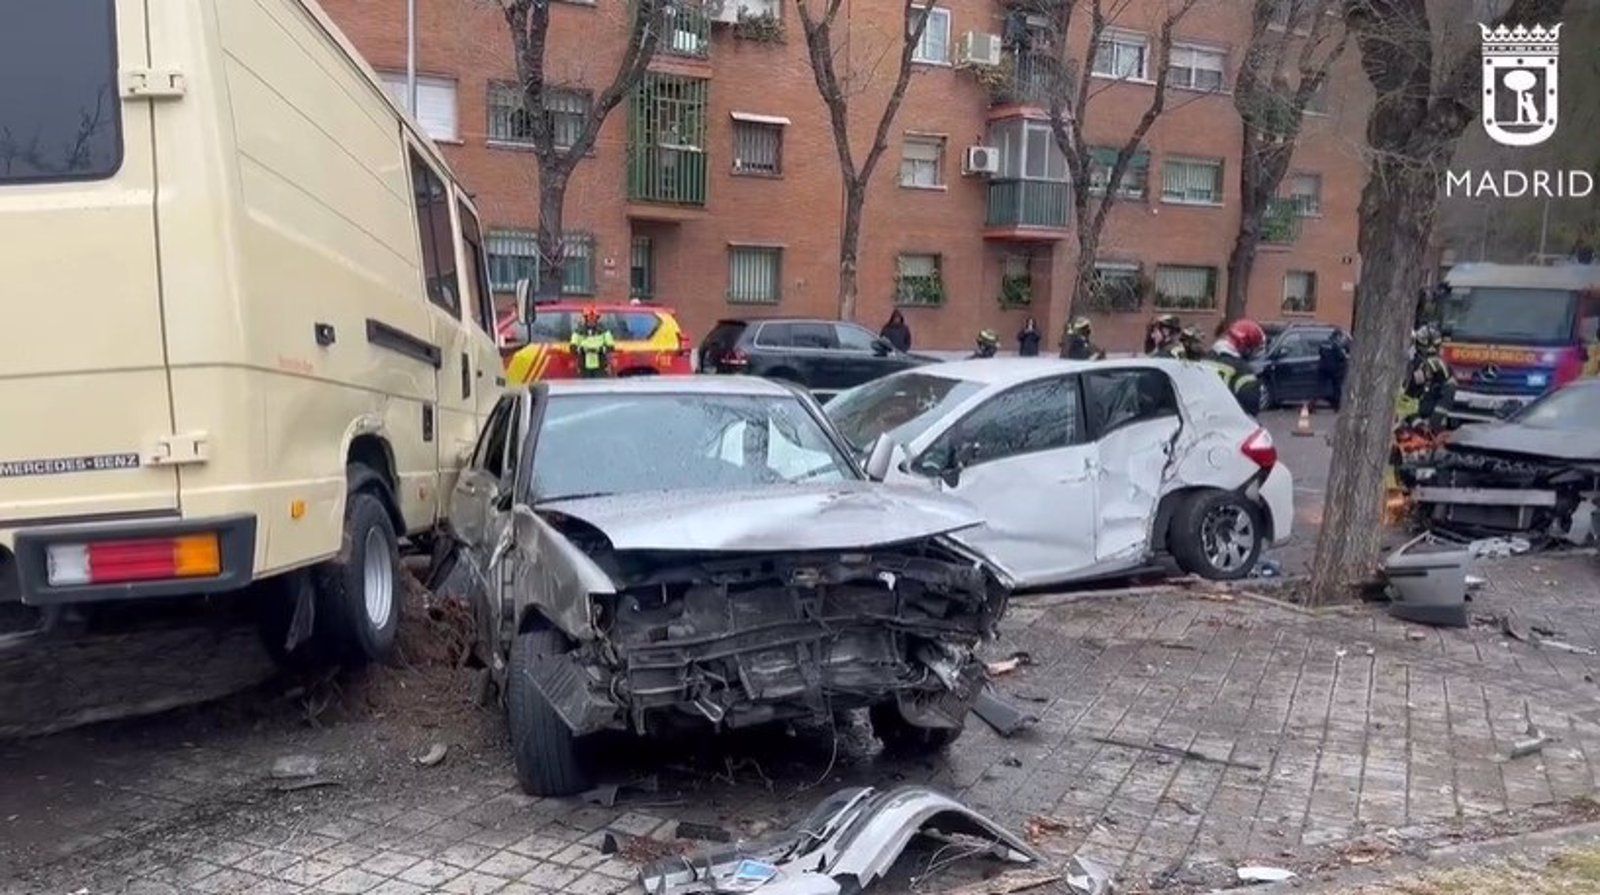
[662,1,711,58]
[988,52,1071,108]
[987,178,1069,229]
[1261,197,1302,244]
[627,144,708,205]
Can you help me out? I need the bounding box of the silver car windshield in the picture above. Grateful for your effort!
[533,393,857,501]
[827,373,982,453]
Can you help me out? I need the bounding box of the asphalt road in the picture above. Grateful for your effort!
[1258,405,1334,575]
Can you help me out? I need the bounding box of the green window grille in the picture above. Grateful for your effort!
[629,73,709,205]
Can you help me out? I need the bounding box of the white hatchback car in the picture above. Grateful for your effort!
[826,358,1294,588]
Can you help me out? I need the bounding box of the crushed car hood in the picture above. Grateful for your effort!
[1447,423,1600,464]
[538,482,983,552]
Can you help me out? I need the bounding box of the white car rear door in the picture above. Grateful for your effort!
[906,374,1098,588]
[1081,368,1183,565]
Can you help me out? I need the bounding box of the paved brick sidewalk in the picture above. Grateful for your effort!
[6,553,1600,894]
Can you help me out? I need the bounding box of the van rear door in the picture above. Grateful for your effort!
[0,0,178,525]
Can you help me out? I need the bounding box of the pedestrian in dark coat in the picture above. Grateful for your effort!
[1017,317,1042,356]
[879,310,912,352]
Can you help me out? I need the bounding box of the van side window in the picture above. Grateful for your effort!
[458,202,495,335]
[407,149,460,315]
[0,2,123,184]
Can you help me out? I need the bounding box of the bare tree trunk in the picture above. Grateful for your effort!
[1308,170,1432,603]
[839,184,865,321]
[1224,151,1264,320]
[536,170,569,299]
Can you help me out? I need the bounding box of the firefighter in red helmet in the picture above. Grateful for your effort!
[1204,319,1266,416]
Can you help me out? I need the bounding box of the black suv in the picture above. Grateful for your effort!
[699,318,928,394]
[1253,321,1349,409]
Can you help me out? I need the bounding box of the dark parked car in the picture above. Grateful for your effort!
[1253,322,1348,409]
[699,318,929,394]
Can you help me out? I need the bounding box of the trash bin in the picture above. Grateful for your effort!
[1384,534,1471,628]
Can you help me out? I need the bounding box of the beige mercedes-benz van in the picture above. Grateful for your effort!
[0,0,504,661]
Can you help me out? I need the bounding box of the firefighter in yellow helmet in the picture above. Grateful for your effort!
[1060,317,1105,360]
[569,306,616,378]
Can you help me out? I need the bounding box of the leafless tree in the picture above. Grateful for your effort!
[1034,0,1202,338]
[1222,0,1348,320]
[794,0,937,321]
[500,0,668,297]
[1308,0,1566,605]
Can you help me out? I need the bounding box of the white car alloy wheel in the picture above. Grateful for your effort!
[1200,503,1256,574]
[362,526,395,627]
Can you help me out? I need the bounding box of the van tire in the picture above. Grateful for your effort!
[508,626,594,796]
[1169,490,1264,581]
[314,483,401,664]
[870,702,963,753]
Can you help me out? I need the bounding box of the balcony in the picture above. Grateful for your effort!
[985,178,1070,239]
[1261,197,1302,245]
[991,52,1070,109]
[627,145,708,210]
[662,0,711,59]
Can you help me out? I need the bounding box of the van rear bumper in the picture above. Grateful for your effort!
[10,515,257,606]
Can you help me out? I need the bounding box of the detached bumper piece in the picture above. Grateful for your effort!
[639,785,1043,895]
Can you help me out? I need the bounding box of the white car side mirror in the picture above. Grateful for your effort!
[863,436,906,482]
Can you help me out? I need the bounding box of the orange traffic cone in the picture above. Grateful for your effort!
[1293,402,1314,437]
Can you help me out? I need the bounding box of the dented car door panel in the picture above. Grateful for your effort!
[1094,416,1181,564]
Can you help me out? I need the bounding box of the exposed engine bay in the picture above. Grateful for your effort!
[1411,442,1600,544]
[512,507,1007,738]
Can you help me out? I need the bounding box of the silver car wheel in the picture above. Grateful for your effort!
[1201,504,1256,573]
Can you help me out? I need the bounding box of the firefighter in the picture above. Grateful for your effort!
[1177,326,1207,361]
[1204,319,1266,416]
[970,329,1001,359]
[1145,313,1184,357]
[1060,317,1105,360]
[569,305,615,378]
[1396,324,1452,424]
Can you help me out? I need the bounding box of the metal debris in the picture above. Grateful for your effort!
[414,743,449,767]
[1090,736,1261,771]
[970,687,1039,737]
[1510,722,1555,759]
[270,754,320,780]
[1237,865,1296,883]
[1065,856,1113,895]
[637,786,1040,895]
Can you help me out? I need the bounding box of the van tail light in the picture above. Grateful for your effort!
[46,534,222,586]
[1241,427,1277,471]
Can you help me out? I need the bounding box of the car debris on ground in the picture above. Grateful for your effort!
[637,786,1045,895]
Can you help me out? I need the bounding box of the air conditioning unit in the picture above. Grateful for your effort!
[963,146,1001,176]
[961,31,1003,67]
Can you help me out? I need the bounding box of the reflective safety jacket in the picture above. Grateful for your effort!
[569,326,616,376]
[1203,352,1262,417]
[1396,353,1451,422]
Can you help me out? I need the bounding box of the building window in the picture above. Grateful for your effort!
[1161,157,1223,205]
[484,230,594,295]
[728,246,782,303]
[1154,264,1218,310]
[1167,45,1226,92]
[1283,270,1317,313]
[1089,262,1144,312]
[912,7,952,64]
[896,253,945,306]
[1088,147,1149,199]
[1001,254,1033,307]
[900,135,945,188]
[1289,172,1322,216]
[380,73,458,141]
[732,117,783,175]
[1091,31,1148,80]
[631,236,654,300]
[488,83,589,150]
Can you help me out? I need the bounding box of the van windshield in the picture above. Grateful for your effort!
[0,1,122,184]
[1443,288,1576,345]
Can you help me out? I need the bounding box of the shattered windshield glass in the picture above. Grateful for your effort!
[1513,384,1600,430]
[1443,288,1576,344]
[826,373,982,453]
[533,393,856,501]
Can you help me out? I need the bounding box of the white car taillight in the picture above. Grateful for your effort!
[1241,427,1277,470]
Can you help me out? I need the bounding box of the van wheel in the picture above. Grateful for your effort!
[1170,490,1263,581]
[870,702,962,753]
[314,482,401,664]
[508,626,594,796]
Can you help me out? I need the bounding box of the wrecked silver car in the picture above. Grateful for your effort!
[443,377,1010,796]
[1412,379,1600,543]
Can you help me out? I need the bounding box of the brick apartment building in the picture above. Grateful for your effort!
[319,0,1366,352]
